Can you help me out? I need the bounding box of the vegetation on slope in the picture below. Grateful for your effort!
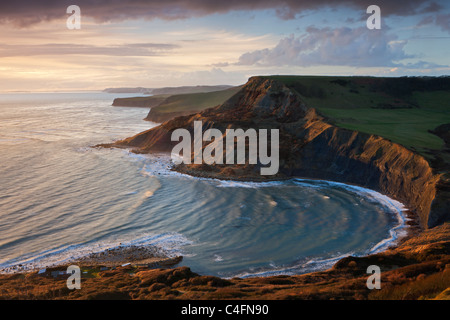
[144,86,242,122]
[112,86,242,122]
[112,95,170,108]
[264,76,450,157]
[147,86,242,115]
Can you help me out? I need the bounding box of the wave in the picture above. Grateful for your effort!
[213,180,285,188]
[0,232,192,274]
[123,151,410,277]
[219,181,409,279]
[225,252,355,279]
[293,178,409,253]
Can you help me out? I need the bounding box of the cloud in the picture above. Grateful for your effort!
[236,27,414,68]
[436,13,450,32]
[173,68,247,86]
[403,60,448,68]
[0,43,179,57]
[0,0,445,27]
[417,15,435,27]
[415,13,450,33]
[211,62,230,68]
[420,1,443,13]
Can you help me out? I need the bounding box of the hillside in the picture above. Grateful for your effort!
[109,76,449,229]
[151,85,233,95]
[144,86,242,122]
[112,95,170,108]
[40,75,450,300]
[105,85,233,95]
[264,75,450,157]
[112,86,242,122]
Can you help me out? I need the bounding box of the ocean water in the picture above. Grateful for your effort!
[0,92,408,278]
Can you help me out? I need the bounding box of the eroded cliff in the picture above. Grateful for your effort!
[108,76,446,229]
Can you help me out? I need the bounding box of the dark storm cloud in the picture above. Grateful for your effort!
[436,13,450,31]
[416,13,450,32]
[0,0,445,27]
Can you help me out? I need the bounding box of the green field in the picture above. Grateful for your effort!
[265,75,450,155]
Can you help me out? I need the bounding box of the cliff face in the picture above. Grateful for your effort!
[112,76,447,229]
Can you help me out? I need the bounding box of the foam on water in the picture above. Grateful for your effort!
[0,232,192,274]
[214,180,285,188]
[0,93,413,279]
[136,154,409,260]
[293,179,409,253]
[218,179,409,278]
[230,252,355,279]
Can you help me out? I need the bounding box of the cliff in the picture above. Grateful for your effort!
[112,87,242,122]
[112,95,168,108]
[110,76,448,229]
[142,86,242,123]
[3,76,448,300]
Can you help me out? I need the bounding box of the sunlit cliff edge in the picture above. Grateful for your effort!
[108,76,449,229]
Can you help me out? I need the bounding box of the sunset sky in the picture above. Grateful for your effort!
[0,0,449,92]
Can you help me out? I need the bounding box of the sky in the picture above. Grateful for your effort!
[0,0,449,92]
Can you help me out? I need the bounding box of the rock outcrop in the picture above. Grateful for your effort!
[109,76,446,229]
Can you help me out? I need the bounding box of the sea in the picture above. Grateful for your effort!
[0,92,409,278]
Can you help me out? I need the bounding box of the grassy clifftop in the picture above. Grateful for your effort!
[112,86,242,123]
[111,76,447,228]
[113,76,450,158]
[264,75,450,157]
[144,86,242,122]
[112,95,170,108]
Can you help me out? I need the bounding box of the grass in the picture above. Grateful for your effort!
[318,106,447,153]
[265,75,450,155]
[116,75,450,155]
[368,268,450,300]
[114,86,243,122]
[151,86,242,114]
[112,95,170,108]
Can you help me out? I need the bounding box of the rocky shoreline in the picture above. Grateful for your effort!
[0,245,183,275]
[0,223,447,300]
[1,76,448,299]
[92,76,450,299]
[71,246,183,269]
